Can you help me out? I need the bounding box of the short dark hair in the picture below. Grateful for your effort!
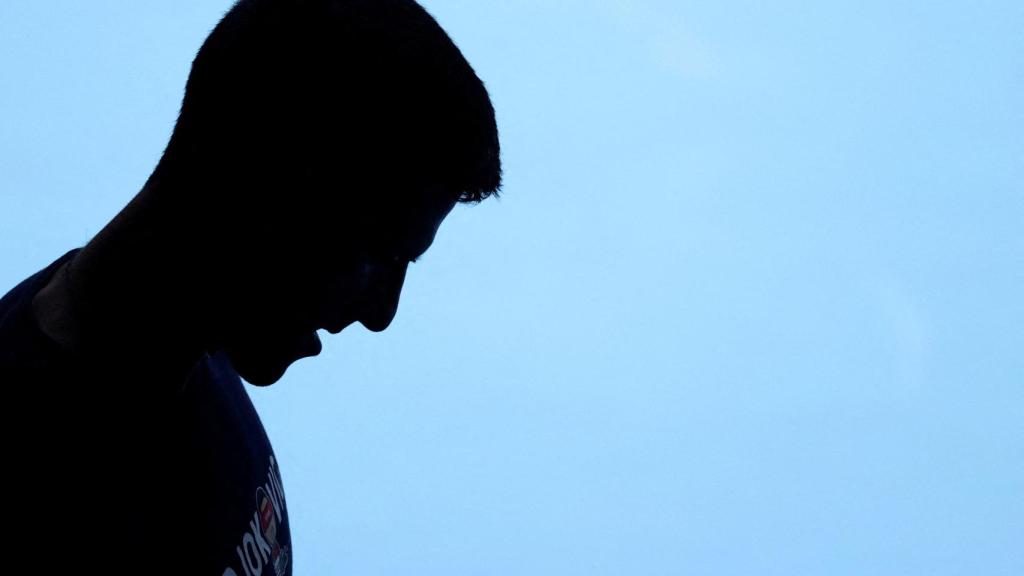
[158,0,501,213]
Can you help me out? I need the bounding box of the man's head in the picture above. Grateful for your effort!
[151,0,501,385]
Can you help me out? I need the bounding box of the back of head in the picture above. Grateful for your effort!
[156,0,501,237]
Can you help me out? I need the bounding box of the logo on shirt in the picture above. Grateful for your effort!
[223,455,290,576]
[256,486,289,576]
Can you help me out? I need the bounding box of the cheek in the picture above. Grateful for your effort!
[307,263,373,317]
[223,273,314,331]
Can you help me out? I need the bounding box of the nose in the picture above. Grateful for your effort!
[358,262,409,332]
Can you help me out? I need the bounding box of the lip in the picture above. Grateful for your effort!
[321,319,357,335]
[293,329,322,358]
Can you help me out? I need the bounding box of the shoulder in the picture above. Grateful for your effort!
[0,248,81,372]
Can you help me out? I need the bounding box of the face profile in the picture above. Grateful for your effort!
[217,184,459,387]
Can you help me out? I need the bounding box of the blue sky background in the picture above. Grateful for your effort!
[1,1,1021,574]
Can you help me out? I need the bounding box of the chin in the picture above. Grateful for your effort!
[224,330,323,386]
[227,352,293,386]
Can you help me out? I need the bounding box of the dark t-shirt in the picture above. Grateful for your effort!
[0,249,293,576]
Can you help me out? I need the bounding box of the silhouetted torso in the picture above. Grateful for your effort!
[0,249,293,575]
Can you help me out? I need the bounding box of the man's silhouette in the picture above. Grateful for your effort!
[0,0,500,573]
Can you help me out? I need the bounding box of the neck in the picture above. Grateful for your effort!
[33,177,222,385]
